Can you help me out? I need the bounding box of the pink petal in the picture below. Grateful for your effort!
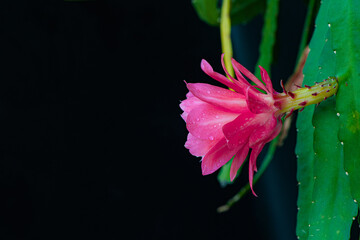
[180,92,204,111]
[201,138,239,175]
[186,83,247,113]
[180,94,206,121]
[181,112,188,122]
[245,86,274,114]
[248,114,278,147]
[222,111,259,149]
[185,133,217,157]
[200,59,243,93]
[186,103,239,141]
[264,120,282,143]
[231,58,268,93]
[248,161,257,197]
[220,54,250,94]
[230,144,249,181]
[258,65,273,95]
[232,65,252,96]
[220,54,238,82]
[248,143,265,197]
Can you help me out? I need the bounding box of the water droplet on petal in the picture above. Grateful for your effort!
[209,136,214,141]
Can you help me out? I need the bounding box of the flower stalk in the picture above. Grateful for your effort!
[220,0,234,78]
[275,77,338,115]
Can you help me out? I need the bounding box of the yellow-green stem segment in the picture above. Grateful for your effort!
[220,0,234,78]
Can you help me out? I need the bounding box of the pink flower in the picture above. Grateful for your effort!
[180,55,282,196]
[180,55,338,196]
[181,55,339,195]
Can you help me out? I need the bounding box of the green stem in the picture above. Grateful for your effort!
[295,0,316,65]
[217,137,279,213]
[220,0,234,78]
[254,0,279,79]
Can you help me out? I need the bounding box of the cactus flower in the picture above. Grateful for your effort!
[180,55,338,195]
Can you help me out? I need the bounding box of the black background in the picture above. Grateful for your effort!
[0,1,308,239]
